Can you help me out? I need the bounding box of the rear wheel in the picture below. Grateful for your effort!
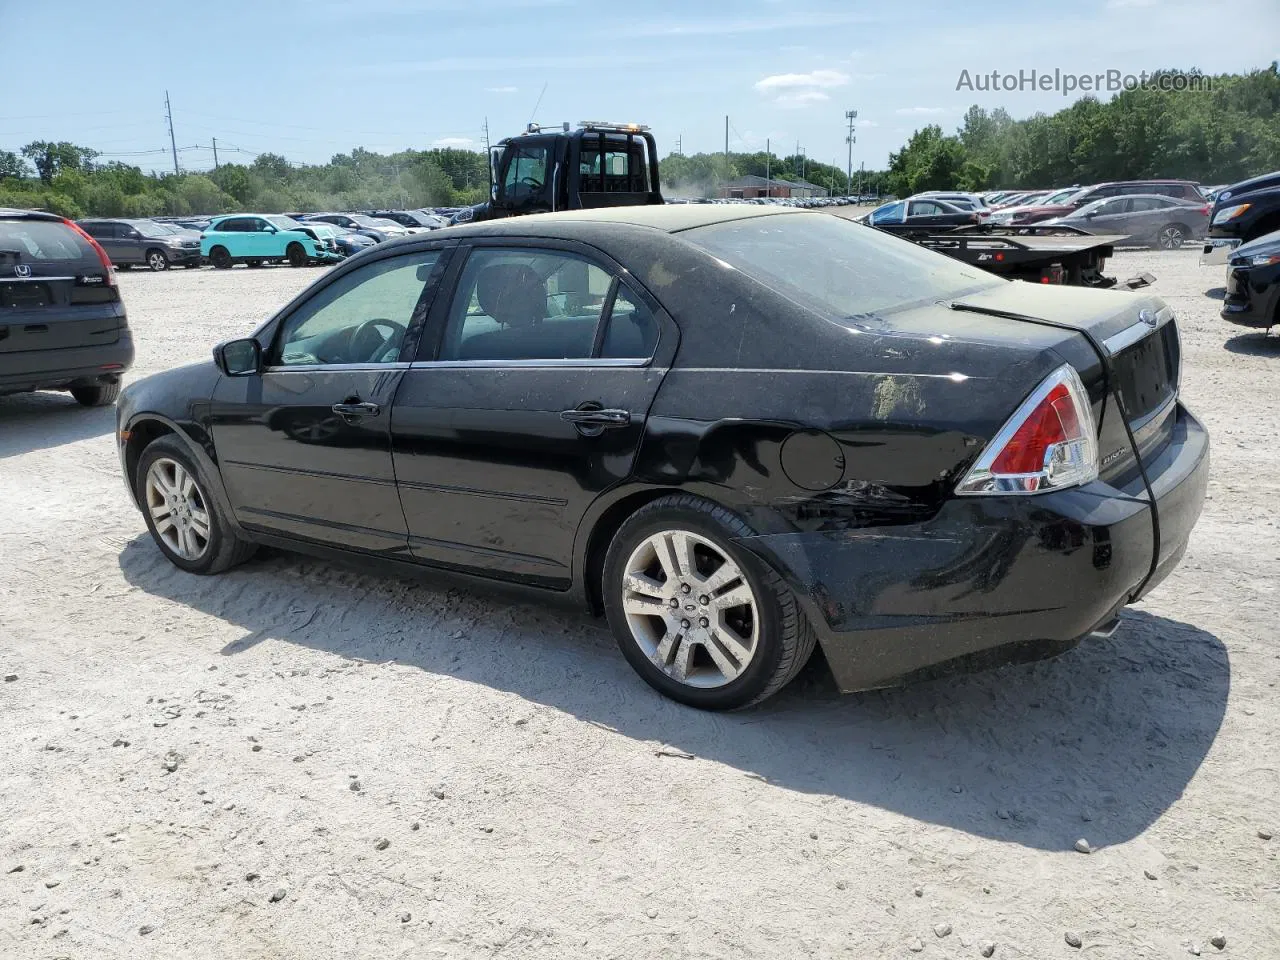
[286,243,308,268]
[145,248,170,271]
[1156,223,1187,249]
[602,494,817,710]
[70,381,120,407]
[136,436,256,575]
[210,246,233,269]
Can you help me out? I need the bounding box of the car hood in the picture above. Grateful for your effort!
[1217,170,1280,202]
[1234,227,1280,258]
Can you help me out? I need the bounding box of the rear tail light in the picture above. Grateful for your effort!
[956,365,1098,496]
[63,218,117,287]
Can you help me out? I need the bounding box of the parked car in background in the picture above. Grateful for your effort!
[1221,228,1280,328]
[291,220,375,259]
[866,197,982,230]
[1042,194,1210,249]
[304,213,409,243]
[79,218,203,271]
[991,180,1205,226]
[1,209,133,406]
[200,215,329,269]
[367,210,444,232]
[912,191,991,214]
[1209,170,1280,243]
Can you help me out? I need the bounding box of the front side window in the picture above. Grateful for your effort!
[503,144,549,197]
[273,252,442,366]
[685,213,1000,319]
[869,201,905,224]
[909,201,945,217]
[440,248,622,361]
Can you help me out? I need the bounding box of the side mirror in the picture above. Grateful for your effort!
[214,338,261,377]
[264,225,278,233]
[1084,210,1098,219]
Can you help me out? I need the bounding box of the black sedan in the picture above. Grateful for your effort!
[1221,228,1280,329]
[863,197,984,236]
[115,206,1208,710]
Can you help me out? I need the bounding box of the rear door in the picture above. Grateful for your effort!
[390,240,675,587]
[1126,197,1173,242]
[0,216,121,374]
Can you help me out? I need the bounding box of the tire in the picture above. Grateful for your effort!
[1156,223,1187,250]
[209,246,233,269]
[145,248,170,271]
[117,263,132,271]
[135,435,257,575]
[70,380,121,407]
[286,243,307,268]
[602,494,817,710]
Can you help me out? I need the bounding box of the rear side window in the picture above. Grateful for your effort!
[0,219,94,262]
[685,213,1000,318]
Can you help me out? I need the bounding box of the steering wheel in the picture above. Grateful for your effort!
[349,318,407,363]
[520,176,544,190]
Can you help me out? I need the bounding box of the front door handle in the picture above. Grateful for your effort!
[560,407,631,428]
[331,400,380,418]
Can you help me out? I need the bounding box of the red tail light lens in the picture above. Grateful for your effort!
[63,218,117,287]
[956,365,1099,495]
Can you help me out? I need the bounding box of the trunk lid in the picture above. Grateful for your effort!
[1,214,121,354]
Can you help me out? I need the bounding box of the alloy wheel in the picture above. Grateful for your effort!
[1159,226,1185,249]
[145,457,211,561]
[148,250,169,271]
[620,529,759,688]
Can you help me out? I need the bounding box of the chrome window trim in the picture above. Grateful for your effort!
[262,361,413,374]
[408,358,650,370]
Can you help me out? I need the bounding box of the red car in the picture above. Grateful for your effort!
[991,181,1204,226]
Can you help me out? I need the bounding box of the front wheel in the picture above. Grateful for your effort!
[1156,223,1187,249]
[602,494,817,710]
[136,436,256,575]
[209,246,233,269]
[286,243,308,268]
[146,248,170,271]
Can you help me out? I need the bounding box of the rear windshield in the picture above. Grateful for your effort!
[683,213,1001,318]
[0,218,94,262]
[268,215,304,231]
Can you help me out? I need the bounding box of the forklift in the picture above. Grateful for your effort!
[452,121,663,224]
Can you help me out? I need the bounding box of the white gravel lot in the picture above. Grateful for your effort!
[1,250,1278,960]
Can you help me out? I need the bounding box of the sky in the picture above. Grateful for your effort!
[2,0,1278,176]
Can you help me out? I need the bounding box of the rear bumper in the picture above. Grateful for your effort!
[0,330,134,394]
[738,404,1209,692]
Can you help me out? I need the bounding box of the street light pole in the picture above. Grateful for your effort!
[845,108,857,198]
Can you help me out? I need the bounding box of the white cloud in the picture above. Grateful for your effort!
[895,106,947,116]
[1107,0,1157,7]
[755,69,850,92]
[433,137,476,148]
[857,119,879,128]
[485,85,519,94]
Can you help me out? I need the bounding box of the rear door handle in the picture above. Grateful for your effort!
[559,408,631,428]
[331,401,381,418]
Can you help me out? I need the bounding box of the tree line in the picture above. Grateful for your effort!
[886,63,1280,196]
[0,143,490,218]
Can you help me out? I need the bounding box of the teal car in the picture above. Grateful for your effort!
[200,214,337,269]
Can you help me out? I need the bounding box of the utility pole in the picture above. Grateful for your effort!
[164,90,179,176]
[724,115,729,197]
[212,137,219,170]
[765,137,770,196]
[676,133,683,155]
[483,117,492,194]
[845,108,857,197]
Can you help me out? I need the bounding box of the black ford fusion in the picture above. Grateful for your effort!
[1221,228,1280,329]
[116,206,1208,710]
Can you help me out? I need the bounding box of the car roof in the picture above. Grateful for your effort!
[455,204,804,236]
[0,207,63,222]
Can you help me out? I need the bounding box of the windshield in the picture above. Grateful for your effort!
[350,214,388,228]
[1034,190,1075,206]
[684,213,1001,318]
[135,221,178,237]
[1070,199,1109,217]
[268,215,304,231]
[367,217,401,229]
[869,200,905,224]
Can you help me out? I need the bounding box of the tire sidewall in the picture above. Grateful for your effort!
[146,249,169,271]
[136,438,230,575]
[210,247,232,269]
[602,502,786,710]
[287,243,306,267]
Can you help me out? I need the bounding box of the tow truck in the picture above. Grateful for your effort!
[452,121,663,224]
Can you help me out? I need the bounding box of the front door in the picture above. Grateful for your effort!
[390,242,672,587]
[209,246,451,555]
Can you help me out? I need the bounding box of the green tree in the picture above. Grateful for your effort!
[0,149,28,181]
[20,141,98,184]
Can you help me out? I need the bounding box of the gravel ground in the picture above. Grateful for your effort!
[1,251,1277,960]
